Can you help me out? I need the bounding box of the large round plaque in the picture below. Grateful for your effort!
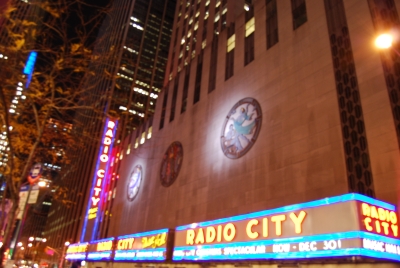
[220,98,262,159]
[127,165,142,201]
[160,141,183,187]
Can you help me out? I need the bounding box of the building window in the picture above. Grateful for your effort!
[291,0,307,29]
[147,117,153,139]
[159,87,169,130]
[134,131,139,148]
[221,8,227,31]
[227,34,235,52]
[193,51,203,104]
[245,17,255,37]
[266,0,278,49]
[140,131,146,144]
[170,74,180,122]
[208,34,219,93]
[181,65,191,113]
[173,27,179,48]
[245,17,255,65]
[202,18,208,40]
[225,24,235,80]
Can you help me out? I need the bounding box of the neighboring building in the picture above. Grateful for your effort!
[43,0,177,251]
[70,0,400,267]
[0,0,41,173]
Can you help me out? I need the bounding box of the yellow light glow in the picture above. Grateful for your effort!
[375,33,393,49]
[38,181,46,187]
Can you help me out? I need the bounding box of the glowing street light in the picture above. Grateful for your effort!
[64,241,70,246]
[28,243,32,247]
[17,242,22,247]
[29,237,34,241]
[375,33,400,57]
[375,33,393,49]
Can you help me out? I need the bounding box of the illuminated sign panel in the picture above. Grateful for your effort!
[87,238,114,261]
[359,202,398,237]
[23,51,37,87]
[81,118,118,242]
[65,242,88,260]
[114,229,170,261]
[173,194,400,262]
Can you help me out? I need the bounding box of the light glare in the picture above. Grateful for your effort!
[375,33,393,49]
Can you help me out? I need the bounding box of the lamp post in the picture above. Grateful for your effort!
[59,241,70,268]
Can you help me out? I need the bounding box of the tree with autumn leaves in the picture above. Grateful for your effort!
[0,0,111,263]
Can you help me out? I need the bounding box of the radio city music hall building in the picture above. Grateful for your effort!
[69,0,400,268]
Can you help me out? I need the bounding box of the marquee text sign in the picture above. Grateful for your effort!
[65,242,88,260]
[173,194,400,262]
[86,238,114,261]
[114,229,170,261]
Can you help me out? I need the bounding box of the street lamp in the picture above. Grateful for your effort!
[37,180,46,187]
[375,33,400,56]
[375,33,393,49]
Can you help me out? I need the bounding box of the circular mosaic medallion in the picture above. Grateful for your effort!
[127,165,142,201]
[160,141,183,187]
[220,98,262,159]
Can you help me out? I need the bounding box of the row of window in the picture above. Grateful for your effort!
[171,0,228,77]
[159,0,307,131]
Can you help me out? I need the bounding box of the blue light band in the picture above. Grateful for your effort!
[176,193,396,231]
[87,251,113,261]
[65,253,86,260]
[117,229,169,240]
[90,237,115,244]
[114,248,166,261]
[173,231,400,262]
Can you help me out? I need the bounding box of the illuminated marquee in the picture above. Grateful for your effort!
[87,238,114,261]
[360,202,398,237]
[114,229,170,261]
[65,242,88,260]
[173,194,400,262]
[81,118,118,242]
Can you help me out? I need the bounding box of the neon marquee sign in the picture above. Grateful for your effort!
[173,194,400,262]
[81,118,118,242]
[114,229,170,261]
[87,238,114,261]
[360,202,398,237]
[65,242,88,260]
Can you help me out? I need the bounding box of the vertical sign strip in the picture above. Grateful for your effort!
[81,118,118,242]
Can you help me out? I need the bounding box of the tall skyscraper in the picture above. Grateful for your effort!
[44,0,177,249]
